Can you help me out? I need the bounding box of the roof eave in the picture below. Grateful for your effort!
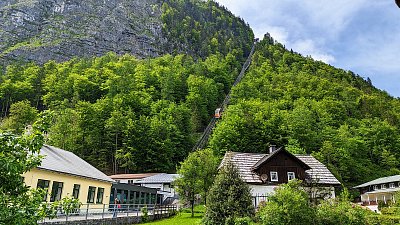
[36,167,114,183]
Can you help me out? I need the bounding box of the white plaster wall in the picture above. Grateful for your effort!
[249,185,277,196]
[141,183,163,190]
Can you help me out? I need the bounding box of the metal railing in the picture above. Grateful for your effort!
[40,203,177,223]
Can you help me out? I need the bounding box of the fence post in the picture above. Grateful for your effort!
[102,204,105,219]
[85,204,89,220]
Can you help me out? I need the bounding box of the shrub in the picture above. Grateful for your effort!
[257,180,315,225]
[202,163,254,225]
[234,216,253,225]
[141,206,149,223]
[366,214,400,225]
[315,189,370,225]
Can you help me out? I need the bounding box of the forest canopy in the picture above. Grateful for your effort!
[209,35,400,187]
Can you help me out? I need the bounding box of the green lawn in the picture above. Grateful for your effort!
[143,205,204,225]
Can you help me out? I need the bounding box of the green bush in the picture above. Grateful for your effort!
[234,216,253,225]
[315,189,370,225]
[141,206,149,223]
[257,180,315,225]
[381,207,400,215]
[366,214,400,225]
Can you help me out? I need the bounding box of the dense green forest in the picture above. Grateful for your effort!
[0,52,243,174]
[161,0,253,60]
[209,34,400,186]
[1,0,399,189]
[0,0,253,175]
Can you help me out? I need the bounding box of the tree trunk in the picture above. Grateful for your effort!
[191,199,194,217]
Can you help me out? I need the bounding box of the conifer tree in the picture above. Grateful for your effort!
[203,163,254,225]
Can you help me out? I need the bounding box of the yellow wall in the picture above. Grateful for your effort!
[23,168,112,207]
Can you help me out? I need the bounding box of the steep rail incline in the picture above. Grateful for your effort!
[192,42,257,151]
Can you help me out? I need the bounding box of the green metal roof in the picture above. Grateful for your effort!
[353,175,400,188]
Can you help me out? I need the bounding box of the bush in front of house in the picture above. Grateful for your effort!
[315,190,370,225]
[257,182,372,225]
[257,180,315,225]
[202,163,254,225]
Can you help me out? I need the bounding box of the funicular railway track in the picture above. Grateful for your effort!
[192,41,257,151]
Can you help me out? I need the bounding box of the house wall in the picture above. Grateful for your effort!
[249,184,277,196]
[23,168,112,207]
[140,183,176,201]
[255,152,307,184]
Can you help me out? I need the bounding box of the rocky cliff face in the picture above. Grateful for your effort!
[0,0,165,64]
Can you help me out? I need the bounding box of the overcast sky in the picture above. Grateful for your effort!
[216,0,400,97]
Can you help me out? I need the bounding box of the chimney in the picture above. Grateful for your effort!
[269,145,276,154]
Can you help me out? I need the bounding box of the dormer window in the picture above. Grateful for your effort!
[287,172,295,181]
[389,183,395,188]
[270,171,278,182]
[373,185,378,190]
[381,184,386,189]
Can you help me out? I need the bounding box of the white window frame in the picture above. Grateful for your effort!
[270,171,278,182]
[381,184,386,189]
[373,185,378,190]
[389,183,395,188]
[287,172,295,181]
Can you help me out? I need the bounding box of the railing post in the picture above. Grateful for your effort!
[102,204,105,219]
[127,204,129,217]
[85,204,89,220]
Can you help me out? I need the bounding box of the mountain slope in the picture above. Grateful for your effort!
[209,34,400,187]
[0,0,253,64]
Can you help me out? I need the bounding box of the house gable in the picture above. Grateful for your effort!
[251,148,311,184]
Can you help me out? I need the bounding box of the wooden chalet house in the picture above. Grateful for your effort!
[220,146,341,206]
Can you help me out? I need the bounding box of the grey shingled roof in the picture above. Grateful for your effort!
[38,145,114,183]
[221,152,341,185]
[353,175,400,188]
[135,173,179,184]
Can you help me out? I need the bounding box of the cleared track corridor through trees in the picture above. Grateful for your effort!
[192,41,257,151]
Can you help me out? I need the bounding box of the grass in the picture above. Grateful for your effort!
[143,205,204,225]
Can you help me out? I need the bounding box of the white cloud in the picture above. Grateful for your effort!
[215,0,400,96]
[292,39,335,64]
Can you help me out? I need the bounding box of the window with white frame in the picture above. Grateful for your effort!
[389,183,395,188]
[373,185,378,190]
[381,184,386,189]
[270,171,278,182]
[287,172,295,181]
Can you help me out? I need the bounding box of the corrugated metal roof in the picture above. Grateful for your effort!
[109,173,160,180]
[353,175,400,188]
[135,173,179,184]
[38,145,114,183]
[221,152,341,185]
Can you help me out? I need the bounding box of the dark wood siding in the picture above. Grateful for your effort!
[254,151,308,184]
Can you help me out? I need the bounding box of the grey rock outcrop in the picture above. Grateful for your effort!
[0,0,165,64]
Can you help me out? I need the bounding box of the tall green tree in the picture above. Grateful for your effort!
[0,129,47,224]
[203,163,254,225]
[174,148,219,217]
[0,100,38,134]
